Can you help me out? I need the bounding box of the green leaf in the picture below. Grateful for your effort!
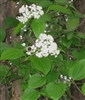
[0,42,11,53]
[30,56,51,75]
[66,18,79,31]
[4,17,19,28]
[72,50,80,60]
[18,66,30,79]
[31,19,46,38]
[14,41,24,49]
[72,37,80,46]
[22,88,40,100]
[0,65,11,76]
[41,88,50,97]
[55,0,67,5]
[60,37,72,48]
[10,59,20,66]
[76,32,85,39]
[28,74,46,88]
[39,0,53,8]
[0,26,6,42]
[38,14,51,22]
[67,31,74,40]
[46,82,66,100]
[1,48,24,60]
[46,70,59,82]
[14,18,32,34]
[68,59,85,80]
[72,50,85,60]
[48,5,71,15]
[14,22,25,34]
[81,83,85,95]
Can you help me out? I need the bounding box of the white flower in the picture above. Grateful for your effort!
[36,6,42,11]
[22,43,26,46]
[21,25,27,31]
[42,53,49,57]
[17,4,44,24]
[39,10,44,15]
[31,45,37,52]
[41,47,48,54]
[36,52,42,58]
[30,4,36,8]
[56,50,60,55]
[47,35,54,42]
[29,6,37,12]
[16,16,28,24]
[32,12,40,19]
[19,5,26,13]
[26,51,31,55]
[54,55,58,58]
[26,33,60,58]
[35,40,42,48]
[39,33,47,40]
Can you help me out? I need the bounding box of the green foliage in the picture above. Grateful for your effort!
[1,0,85,99]
[31,19,46,38]
[18,65,30,79]
[81,83,85,95]
[60,37,72,48]
[14,41,24,49]
[38,14,51,22]
[0,42,11,53]
[28,74,46,88]
[66,18,80,31]
[0,65,11,77]
[76,32,85,39]
[66,31,74,40]
[22,88,40,100]
[46,70,59,82]
[46,82,66,100]
[48,4,71,15]
[0,26,6,42]
[14,22,25,34]
[0,65,12,84]
[68,59,85,80]
[30,56,51,75]
[1,48,25,60]
[4,17,19,28]
[55,0,67,5]
[38,0,53,8]
[72,50,85,60]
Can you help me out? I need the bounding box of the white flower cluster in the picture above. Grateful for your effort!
[26,33,60,58]
[60,75,71,83]
[16,4,44,24]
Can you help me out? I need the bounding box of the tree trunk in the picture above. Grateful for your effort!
[73,0,85,33]
[0,85,8,100]
[12,80,23,100]
[0,0,23,100]
[70,0,85,100]
[71,83,85,100]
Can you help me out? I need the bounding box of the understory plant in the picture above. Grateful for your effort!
[0,0,85,100]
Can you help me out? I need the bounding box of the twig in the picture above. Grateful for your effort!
[65,91,76,100]
[71,80,84,96]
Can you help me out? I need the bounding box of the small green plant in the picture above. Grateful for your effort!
[0,0,85,100]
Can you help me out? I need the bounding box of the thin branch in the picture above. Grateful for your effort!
[23,35,35,45]
[71,80,84,96]
[65,91,76,100]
